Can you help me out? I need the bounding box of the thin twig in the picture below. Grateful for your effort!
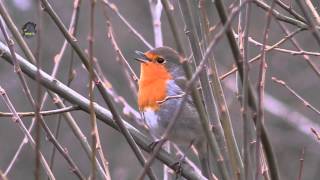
[0,87,56,180]
[48,0,82,175]
[248,36,320,56]
[156,93,185,104]
[275,0,306,22]
[256,1,275,179]
[213,0,280,178]
[178,1,232,179]
[240,1,253,180]
[102,8,138,96]
[0,0,107,177]
[35,1,43,179]
[149,0,163,47]
[201,0,245,178]
[4,119,35,176]
[276,21,320,79]
[272,77,320,115]
[147,1,171,179]
[160,0,185,54]
[0,4,85,178]
[88,0,98,179]
[0,0,84,176]
[253,0,310,29]
[102,0,153,49]
[223,74,320,144]
[220,28,303,80]
[297,147,305,180]
[0,106,80,117]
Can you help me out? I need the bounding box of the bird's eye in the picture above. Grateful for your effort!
[156,57,166,64]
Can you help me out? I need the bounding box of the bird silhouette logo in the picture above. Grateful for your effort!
[21,21,36,38]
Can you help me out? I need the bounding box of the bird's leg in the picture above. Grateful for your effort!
[170,140,195,179]
[169,152,187,179]
[148,138,166,151]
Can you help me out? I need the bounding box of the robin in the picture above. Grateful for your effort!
[134,46,212,179]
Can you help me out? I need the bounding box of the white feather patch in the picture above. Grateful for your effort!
[144,108,159,130]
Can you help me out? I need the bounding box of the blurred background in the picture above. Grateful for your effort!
[0,0,320,179]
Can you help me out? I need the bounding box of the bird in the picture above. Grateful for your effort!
[134,46,212,179]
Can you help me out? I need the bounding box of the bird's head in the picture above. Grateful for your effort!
[134,46,184,110]
[134,46,183,81]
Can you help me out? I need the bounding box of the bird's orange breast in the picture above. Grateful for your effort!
[138,62,171,111]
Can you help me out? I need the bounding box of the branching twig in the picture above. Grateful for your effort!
[256,1,275,179]
[213,0,280,178]
[275,0,305,22]
[178,1,232,178]
[220,28,303,80]
[102,0,153,49]
[0,3,85,178]
[88,1,98,179]
[253,0,310,29]
[0,87,56,180]
[156,93,185,104]
[272,77,320,115]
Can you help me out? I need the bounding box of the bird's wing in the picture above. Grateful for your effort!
[174,77,205,107]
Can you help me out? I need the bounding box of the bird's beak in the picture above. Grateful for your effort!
[134,50,149,63]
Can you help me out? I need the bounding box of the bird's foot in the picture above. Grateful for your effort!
[171,154,187,179]
[148,138,166,151]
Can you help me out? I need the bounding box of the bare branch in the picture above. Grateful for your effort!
[0,106,80,117]
[272,77,320,115]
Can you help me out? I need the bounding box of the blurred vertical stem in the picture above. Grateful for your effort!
[240,1,253,180]
[178,0,232,178]
[161,0,231,179]
[256,1,275,179]
[198,1,244,179]
[35,1,43,179]
[295,0,320,46]
[149,0,163,47]
[88,0,98,179]
[162,0,231,179]
[160,0,184,54]
[49,0,83,175]
[148,1,173,180]
[212,0,280,179]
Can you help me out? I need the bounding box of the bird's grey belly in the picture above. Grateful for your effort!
[144,99,204,145]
